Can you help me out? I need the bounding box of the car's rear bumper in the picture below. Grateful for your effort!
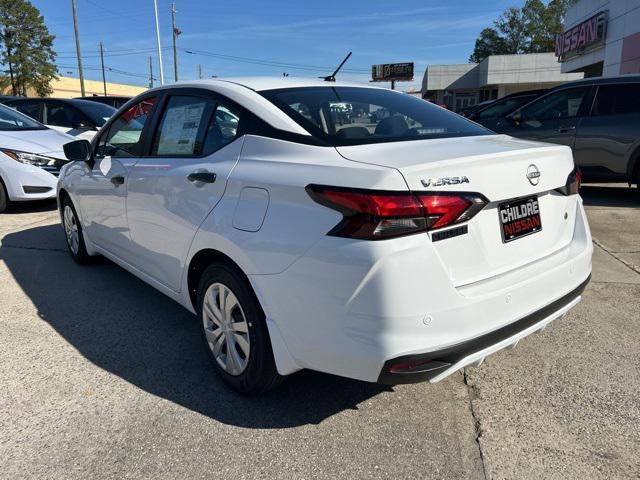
[377,274,589,384]
[251,198,593,383]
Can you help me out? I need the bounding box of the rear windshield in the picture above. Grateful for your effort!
[261,87,489,146]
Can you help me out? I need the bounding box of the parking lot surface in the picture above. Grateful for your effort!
[1,185,638,479]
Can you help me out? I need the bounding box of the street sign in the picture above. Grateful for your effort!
[371,63,414,82]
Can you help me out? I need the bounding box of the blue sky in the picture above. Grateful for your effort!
[32,0,524,91]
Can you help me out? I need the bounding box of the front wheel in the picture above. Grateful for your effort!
[0,178,8,213]
[197,263,283,394]
[61,196,92,264]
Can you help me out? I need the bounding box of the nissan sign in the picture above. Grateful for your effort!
[371,63,414,82]
[556,11,607,60]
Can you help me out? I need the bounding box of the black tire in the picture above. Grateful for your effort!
[61,196,92,264]
[0,177,9,213]
[197,262,284,395]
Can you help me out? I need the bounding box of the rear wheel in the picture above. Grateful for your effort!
[61,196,92,264]
[197,263,283,394]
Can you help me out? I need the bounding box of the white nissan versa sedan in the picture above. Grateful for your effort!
[0,104,74,212]
[57,78,592,394]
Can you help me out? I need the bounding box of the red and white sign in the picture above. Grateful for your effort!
[556,12,607,60]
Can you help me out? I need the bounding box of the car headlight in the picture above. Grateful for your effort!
[1,149,57,167]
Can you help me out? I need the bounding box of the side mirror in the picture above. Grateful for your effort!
[63,139,92,163]
[509,111,522,126]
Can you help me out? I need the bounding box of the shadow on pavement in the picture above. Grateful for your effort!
[4,199,58,214]
[580,184,639,208]
[1,224,389,428]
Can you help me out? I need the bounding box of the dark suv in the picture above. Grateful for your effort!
[493,76,640,187]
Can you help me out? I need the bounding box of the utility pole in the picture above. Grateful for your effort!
[71,0,86,96]
[149,56,154,88]
[99,42,107,96]
[198,64,202,79]
[152,0,164,85]
[171,2,181,82]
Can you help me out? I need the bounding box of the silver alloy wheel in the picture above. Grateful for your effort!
[63,205,79,255]
[202,282,251,376]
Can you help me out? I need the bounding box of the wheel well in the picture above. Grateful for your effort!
[58,188,70,213]
[187,249,248,310]
[631,147,640,185]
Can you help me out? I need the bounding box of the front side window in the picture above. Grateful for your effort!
[519,87,589,121]
[99,97,156,157]
[261,87,489,146]
[476,95,536,120]
[591,84,640,116]
[46,102,88,128]
[0,104,45,131]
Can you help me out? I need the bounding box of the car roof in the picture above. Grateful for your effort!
[554,74,640,90]
[183,77,382,92]
[7,97,114,107]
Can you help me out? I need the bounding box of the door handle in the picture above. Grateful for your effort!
[557,126,576,133]
[187,172,217,183]
[110,175,125,186]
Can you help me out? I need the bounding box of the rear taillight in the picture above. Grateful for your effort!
[306,185,488,240]
[556,167,582,195]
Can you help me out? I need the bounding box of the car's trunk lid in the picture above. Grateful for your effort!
[336,135,579,287]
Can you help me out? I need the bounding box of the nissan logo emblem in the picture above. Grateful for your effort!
[526,164,541,186]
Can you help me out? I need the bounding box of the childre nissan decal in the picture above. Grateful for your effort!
[421,176,469,187]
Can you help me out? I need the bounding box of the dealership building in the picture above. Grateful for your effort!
[421,53,583,112]
[558,0,640,77]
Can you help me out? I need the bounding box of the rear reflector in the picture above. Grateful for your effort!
[306,184,488,240]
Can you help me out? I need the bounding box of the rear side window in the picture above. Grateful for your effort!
[99,97,156,157]
[261,87,489,146]
[592,84,640,116]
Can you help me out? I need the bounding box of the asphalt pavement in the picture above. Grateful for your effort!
[0,184,638,479]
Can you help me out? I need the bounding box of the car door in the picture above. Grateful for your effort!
[499,86,592,149]
[74,95,158,257]
[126,90,245,291]
[572,82,640,180]
[44,100,96,140]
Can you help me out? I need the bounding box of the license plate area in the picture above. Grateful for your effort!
[498,195,542,243]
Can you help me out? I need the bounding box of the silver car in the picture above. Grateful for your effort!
[494,75,640,189]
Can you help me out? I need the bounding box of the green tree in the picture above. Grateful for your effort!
[0,0,57,96]
[469,28,509,63]
[469,0,576,63]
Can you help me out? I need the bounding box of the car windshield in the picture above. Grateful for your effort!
[0,104,46,131]
[77,101,116,126]
[261,86,490,146]
[475,95,537,120]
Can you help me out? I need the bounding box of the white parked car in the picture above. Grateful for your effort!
[0,104,74,212]
[4,98,116,141]
[57,78,592,394]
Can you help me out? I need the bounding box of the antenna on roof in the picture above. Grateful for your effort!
[321,52,352,82]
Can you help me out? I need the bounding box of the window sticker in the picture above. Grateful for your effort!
[157,102,206,155]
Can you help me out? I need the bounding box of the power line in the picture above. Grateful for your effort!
[181,48,371,74]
